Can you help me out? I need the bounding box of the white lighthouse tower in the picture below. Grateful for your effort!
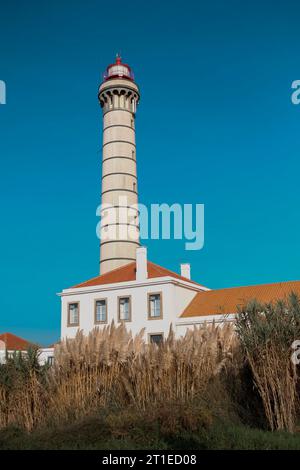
[98,56,140,274]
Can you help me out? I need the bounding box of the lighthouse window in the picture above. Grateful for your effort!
[133,182,136,192]
[148,293,162,319]
[132,150,135,159]
[118,296,131,322]
[68,302,80,326]
[95,299,107,323]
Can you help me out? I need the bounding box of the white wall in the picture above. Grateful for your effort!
[0,345,55,366]
[60,278,204,342]
[38,348,55,365]
[175,313,237,337]
[174,284,198,319]
[0,340,5,364]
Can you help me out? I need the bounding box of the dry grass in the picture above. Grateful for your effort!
[0,321,237,431]
[236,294,300,432]
[0,371,47,431]
[2,296,299,436]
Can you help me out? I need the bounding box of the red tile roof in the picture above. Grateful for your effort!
[71,261,206,289]
[181,280,300,318]
[0,333,36,351]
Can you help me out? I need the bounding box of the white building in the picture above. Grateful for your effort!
[60,247,210,343]
[59,245,300,343]
[0,332,55,365]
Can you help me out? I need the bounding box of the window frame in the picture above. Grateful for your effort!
[47,356,55,366]
[118,295,132,322]
[67,301,80,327]
[148,332,164,345]
[94,298,108,325]
[147,292,163,320]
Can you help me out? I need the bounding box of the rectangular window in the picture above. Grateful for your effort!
[47,356,54,366]
[148,293,162,319]
[149,333,163,345]
[95,299,107,324]
[68,302,79,326]
[118,296,131,322]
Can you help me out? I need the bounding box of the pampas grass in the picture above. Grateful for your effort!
[0,321,237,431]
[236,294,300,432]
[3,294,299,435]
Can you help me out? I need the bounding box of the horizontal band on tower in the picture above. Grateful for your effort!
[102,172,137,180]
[101,188,138,196]
[102,108,135,117]
[103,156,136,164]
[100,240,140,246]
[100,222,140,228]
[100,257,136,264]
[103,140,136,148]
[98,84,140,97]
[103,124,135,132]
[99,205,140,214]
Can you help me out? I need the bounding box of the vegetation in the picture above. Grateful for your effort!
[1,294,300,449]
[236,293,300,432]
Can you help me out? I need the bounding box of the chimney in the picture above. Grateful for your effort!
[136,246,148,281]
[180,263,191,280]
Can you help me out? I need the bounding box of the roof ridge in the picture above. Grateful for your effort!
[70,259,207,289]
[181,279,300,319]
[1,332,20,339]
[71,261,136,288]
[206,279,300,293]
[0,332,37,349]
[148,261,180,277]
[147,260,206,287]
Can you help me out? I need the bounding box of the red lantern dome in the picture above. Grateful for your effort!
[103,54,134,82]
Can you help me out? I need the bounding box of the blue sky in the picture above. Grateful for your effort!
[0,0,300,344]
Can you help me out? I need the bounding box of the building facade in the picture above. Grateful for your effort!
[60,247,209,343]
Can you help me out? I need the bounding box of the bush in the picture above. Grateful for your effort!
[236,293,300,432]
[0,348,49,430]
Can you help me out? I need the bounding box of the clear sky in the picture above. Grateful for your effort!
[0,0,300,344]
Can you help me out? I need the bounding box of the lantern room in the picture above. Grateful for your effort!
[103,55,134,82]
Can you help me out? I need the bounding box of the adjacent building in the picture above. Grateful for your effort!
[0,333,54,365]
[0,333,35,363]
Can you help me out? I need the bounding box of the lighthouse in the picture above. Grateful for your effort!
[98,56,140,274]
